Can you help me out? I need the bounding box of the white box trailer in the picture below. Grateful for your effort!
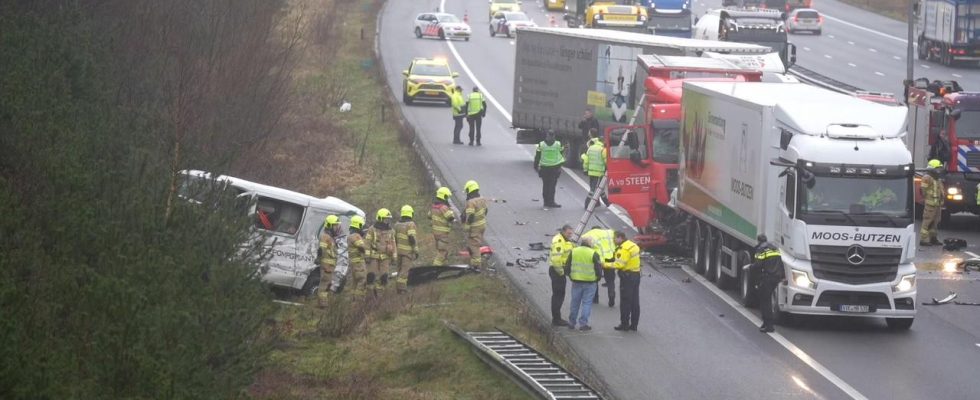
[677,82,918,329]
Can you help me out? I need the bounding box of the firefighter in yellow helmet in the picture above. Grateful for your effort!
[346,215,368,298]
[365,208,397,295]
[431,187,456,266]
[919,159,945,246]
[317,215,344,307]
[393,205,418,293]
[463,180,489,269]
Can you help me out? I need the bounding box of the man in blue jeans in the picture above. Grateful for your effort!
[565,237,603,331]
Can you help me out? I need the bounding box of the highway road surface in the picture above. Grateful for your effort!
[379,0,980,399]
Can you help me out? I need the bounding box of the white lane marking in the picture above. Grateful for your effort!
[922,64,931,69]
[803,46,811,51]
[273,300,303,306]
[893,55,901,60]
[824,54,833,59]
[953,73,963,78]
[874,71,885,76]
[847,41,855,45]
[847,62,857,67]
[828,34,835,39]
[510,40,515,45]
[976,343,980,348]
[440,1,867,397]
[821,13,913,45]
[682,266,869,400]
[868,48,878,53]
[965,251,980,258]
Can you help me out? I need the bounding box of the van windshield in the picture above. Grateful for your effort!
[955,110,980,140]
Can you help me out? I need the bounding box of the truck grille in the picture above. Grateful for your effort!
[963,150,980,169]
[419,84,445,91]
[816,290,891,309]
[809,245,901,284]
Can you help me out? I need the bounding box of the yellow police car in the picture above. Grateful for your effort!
[402,57,459,106]
[489,0,522,19]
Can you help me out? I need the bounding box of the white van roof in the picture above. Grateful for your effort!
[181,170,365,217]
[521,27,773,54]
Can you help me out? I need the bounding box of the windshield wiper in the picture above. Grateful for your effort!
[807,209,859,226]
[852,211,902,227]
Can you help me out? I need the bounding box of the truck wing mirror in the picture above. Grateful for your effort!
[950,108,962,120]
[778,168,790,178]
[770,158,795,168]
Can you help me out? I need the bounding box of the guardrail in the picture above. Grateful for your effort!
[446,321,604,400]
[787,65,862,95]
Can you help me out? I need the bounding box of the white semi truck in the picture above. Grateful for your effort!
[676,81,917,329]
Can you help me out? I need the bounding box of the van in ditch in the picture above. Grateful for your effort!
[178,170,364,296]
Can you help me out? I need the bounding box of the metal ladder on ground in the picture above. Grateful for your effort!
[447,323,604,400]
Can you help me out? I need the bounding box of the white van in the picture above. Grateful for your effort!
[178,170,364,296]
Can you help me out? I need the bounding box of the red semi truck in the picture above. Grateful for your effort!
[604,55,762,247]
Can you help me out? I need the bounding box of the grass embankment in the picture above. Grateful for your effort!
[838,0,909,22]
[248,0,570,398]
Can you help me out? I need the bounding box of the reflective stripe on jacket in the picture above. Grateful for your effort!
[922,174,944,207]
[431,203,454,235]
[347,232,366,264]
[394,221,418,253]
[319,231,336,269]
[467,92,484,116]
[451,92,466,116]
[366,226,397,260]
[614,240,641,272]
[583,142,607,177]
[550,234,574,274]
[582,229,615,268]
[465,197,488,229]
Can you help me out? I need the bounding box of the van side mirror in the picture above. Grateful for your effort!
[951,108,962,120]
[402,70,409,76]
[452,72,460,77]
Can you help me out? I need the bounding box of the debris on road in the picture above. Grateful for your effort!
[505,261,514,266]
[515,220,528,225]
[682,277,692,283]
[527,242,547,251]
[922,292,958,306]
[953,301,980,306]
[407,265,476,286]
[531,198,539,202]
[943,237,967,251]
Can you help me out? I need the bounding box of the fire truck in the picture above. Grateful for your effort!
[906,78,980,219]
[604,55,762,247]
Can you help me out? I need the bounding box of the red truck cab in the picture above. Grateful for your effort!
[605,55,762,247]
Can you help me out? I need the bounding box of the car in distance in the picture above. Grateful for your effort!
[489,0,522,19]
[490,11,537,38]
[402,57,459,106]
[786,8,822,35]
[414,12,472,41]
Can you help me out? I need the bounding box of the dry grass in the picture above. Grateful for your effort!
[838,0,910,22]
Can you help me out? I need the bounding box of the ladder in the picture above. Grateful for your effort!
[448,323,604,400]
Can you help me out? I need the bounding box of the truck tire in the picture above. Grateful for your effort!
[886,317,913,330]
[739,264,758,307]
[714,235,735,289]
[300,269,321,298]
[704,229,719,282]
[917,36,927,60]
[693,221,708,274]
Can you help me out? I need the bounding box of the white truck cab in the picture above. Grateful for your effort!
[178,170,364,296]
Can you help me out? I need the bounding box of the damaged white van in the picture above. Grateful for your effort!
[177,170,364,296]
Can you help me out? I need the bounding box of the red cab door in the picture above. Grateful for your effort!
[605,125,653,229]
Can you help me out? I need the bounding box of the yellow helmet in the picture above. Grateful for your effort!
[323,214,340,228]
[928,159,942,169]
[436,186,452,201]
[350,215,365,230]
[464,180,480,193]
[401,205,414,218]
[376,208,392,222]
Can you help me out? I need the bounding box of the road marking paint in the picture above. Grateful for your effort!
[821,13,913,45]
[682,266,869,400]
[847,41,854,45]
[510,40,515,45]
[874,71,885,76]
[828,34,835,38]
[868,48,878,53]
[438,1,866,397]
[921,64,931,69]
[824,54,833,59]
[976,343,980,348]
[803,46,811,51]
[965,251,980,258]
[848,62,857,67]
[953,73,963,78]
[893,55,901,60]
[273,300,303,306]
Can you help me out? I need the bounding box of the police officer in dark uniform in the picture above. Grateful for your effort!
[751,234,785,333]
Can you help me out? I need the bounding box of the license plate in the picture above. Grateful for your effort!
[838,304,871,313]
[424,91,438,95]
[604,15,637,22]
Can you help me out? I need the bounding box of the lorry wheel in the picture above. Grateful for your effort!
[704,229,719,282]
[714,236,735,289]
[886,318,914,330]
[739,265,758,307]
[693,222,707,274]
[301,269,321,298]
[917,37,927,60]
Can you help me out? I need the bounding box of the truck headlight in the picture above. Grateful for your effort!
[948,187,960,195]
[791,269,815,289]
[893,274,916,293]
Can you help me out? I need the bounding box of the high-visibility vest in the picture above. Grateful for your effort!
[976,183,980,206]
[550,234,574,274]
[347,232,365,265]
[394,221,417,254]
[467,92,484,116]
[584,142,606,177]
[569,246,598,281]
[465,197,488,230]
[319,231,336,270]
[431,203,454,235]
[922,174,944,207]
[451,92,466,116]
[538,141,564,167]
[614,240,641,272]
[582,229,615,268]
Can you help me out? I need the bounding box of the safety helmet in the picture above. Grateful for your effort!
[350,215,365,230]
[464,180,480,194]
[928,159,942,169]
[401,205,414,218]
[376,208,392,222]
[323,214,340,228]
[436,186,452,201]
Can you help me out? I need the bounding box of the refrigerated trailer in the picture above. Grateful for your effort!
[676,82,917,329]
